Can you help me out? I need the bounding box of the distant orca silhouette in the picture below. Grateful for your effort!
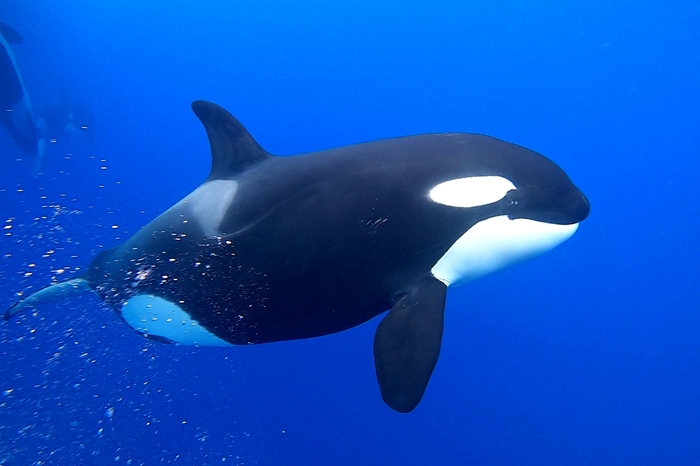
[37,83,92,143]
[5,101,590,412]
[0,22,44,169]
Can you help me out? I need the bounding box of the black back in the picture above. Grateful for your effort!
[85,102,588,346]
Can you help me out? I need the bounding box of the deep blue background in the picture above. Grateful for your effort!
[1,1,699,464]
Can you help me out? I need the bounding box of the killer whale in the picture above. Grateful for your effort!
[37,84,93,144]
[5,101,589,412]
[0,22,45,169]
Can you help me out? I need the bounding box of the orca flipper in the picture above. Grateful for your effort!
[373,276,447,413]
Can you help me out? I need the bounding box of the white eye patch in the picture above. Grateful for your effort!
[428,176,516,208]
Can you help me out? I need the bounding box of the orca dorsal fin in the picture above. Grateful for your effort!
[191,100,271,180]
[0,23,24,44]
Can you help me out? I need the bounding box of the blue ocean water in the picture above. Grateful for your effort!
[1,0,698,464]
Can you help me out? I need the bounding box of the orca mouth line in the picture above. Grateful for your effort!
[509,195,590,226]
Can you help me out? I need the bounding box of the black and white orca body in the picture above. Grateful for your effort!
[6,101,589,412]
[0,23,43,163]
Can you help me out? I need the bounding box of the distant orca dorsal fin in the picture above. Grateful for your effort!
[191,100,271,180]
[0,23,24,44]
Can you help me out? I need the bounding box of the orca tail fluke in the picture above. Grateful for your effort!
[4,278,94,321]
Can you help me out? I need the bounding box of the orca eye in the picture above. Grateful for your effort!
[503,189,521,212]
[505,190,520,206]
[429,176,516,208]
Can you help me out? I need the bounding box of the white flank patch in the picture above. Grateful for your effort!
[428,176,516,208]
[181,179,238,237]
[431,215,579,287]
[121,294,231,347]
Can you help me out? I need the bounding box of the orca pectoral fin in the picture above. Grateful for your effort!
[373,276,447,413]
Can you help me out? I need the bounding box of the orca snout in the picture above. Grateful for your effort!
[568,188,590,224]
[508,181,590,226]
[546,184,590,225]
